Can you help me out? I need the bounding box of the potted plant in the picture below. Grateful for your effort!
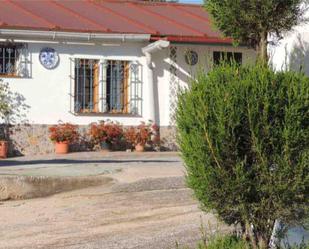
[150,122,160,150]
[0,80,12,159]
[0,137,8,158]
[0,117,13,159]
[89,121,123,152]
[0,125,9,159]
[49,123,79,154]
[124,121,155,152]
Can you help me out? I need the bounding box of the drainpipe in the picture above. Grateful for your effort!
[142,40,170,123]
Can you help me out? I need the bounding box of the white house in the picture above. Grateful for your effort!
[270,11,309,75]
[0,0,256,155]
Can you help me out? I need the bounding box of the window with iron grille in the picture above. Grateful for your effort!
[0,43,31,77]
[74,59,99,113]
[71,59,142,116]
[106,60,129,114]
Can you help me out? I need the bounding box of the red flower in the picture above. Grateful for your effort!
[89,121,123,145]
[49,123,79,143]
[124,121,157,146]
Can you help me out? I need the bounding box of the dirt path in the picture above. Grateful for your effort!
[0,153,227,249]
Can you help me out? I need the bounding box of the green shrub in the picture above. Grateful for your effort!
[193,235,308,249]
[197,235,250,249]
[0,80,12,119]
[176,63,309,248]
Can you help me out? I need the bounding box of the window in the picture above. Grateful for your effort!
[0,44,20,76]
[213,51,242,65]
[106,61,129,114]
[0,43,30,78]
[74,59,99,113]
[72,59,142,115]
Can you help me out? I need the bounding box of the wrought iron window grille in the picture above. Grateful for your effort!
[69,59,143,116]
[0,43,31,78]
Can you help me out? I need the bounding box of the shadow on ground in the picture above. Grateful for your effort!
[0,175,113,201]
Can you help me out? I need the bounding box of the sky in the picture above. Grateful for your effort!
[179,0,203,4]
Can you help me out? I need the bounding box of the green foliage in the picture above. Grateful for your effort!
[0,79,29,140]
[197,235,251,249]
[176,63,309,247]
[193,235,308,249]
[204,0,308,61]
[0,80,12,119]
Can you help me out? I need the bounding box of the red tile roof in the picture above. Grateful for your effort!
[0,0,232,44]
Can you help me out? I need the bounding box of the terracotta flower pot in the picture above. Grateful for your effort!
[0,140,8,159]
[135,143,145,152]
[100,141,111,152]
[55,141,69,154]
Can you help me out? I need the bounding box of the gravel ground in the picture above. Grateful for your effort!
[0,152,228,249]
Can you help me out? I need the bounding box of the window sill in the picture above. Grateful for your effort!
[0,75,22,79]
[71,112,141,118]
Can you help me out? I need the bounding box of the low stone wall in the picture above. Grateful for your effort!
[5,124,89,156]
[159,126,178,151]
[4,124,178,157]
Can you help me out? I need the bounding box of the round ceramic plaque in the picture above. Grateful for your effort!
[39,47,59,69]
[185,50,198,66]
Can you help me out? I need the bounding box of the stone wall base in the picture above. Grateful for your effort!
[2,124,178,157]
[159,126,178,151]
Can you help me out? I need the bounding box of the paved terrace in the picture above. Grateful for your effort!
[0,152,228,249]
[0,152,307,248]
[0,151,181,177]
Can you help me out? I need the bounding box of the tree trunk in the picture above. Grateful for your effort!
[253,226,274,249]
[257,234,269,249]
[258,31,268,64]
[244,222,257,249]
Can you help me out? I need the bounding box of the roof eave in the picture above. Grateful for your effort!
[150,35,235,46]
[0,29,151,42]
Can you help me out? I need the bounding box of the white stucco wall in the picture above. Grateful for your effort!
[1,40,149,126]
[270,15,309,74]
[0,39,256,127]
[152,44,256,126]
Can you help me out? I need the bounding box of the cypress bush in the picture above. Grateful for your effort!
[176,63,309,248]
